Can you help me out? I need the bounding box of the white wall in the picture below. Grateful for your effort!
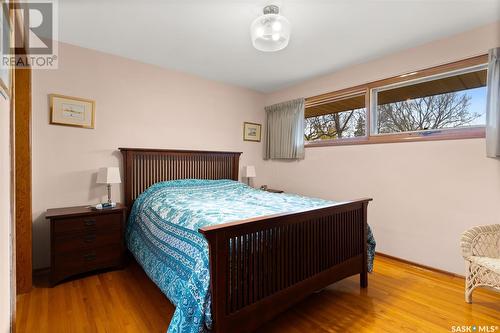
[264,22,500,275]
[32,42,268,269]
[0,94,12,331]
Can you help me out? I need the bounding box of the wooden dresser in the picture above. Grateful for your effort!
[46,204,127,286]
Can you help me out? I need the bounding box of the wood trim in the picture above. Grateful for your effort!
[364,54,488,90]
[12,5,33,294]
[306,127,485,148]
[305,54,488,107]
[9,0,33,298]
[304,54,489,148]
[364,89,370,138]
[14,63,32,294]
[306,88,368,108]
[375,252,465,279]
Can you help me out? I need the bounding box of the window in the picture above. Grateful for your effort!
[304,55,488,147]
[371,65,487,135]
[305,93,366,142]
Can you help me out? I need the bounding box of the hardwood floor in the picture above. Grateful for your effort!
[17,256,499,333]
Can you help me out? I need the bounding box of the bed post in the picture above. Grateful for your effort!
[203,232,227,333]
[360,200,369,288]
[119,148,133,209]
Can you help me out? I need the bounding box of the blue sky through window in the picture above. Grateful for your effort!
[467,86,487,125]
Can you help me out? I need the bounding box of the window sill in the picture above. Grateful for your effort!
[305,127,485,148]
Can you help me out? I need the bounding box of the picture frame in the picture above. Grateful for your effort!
[49,94,95,129]
[0,1,11,99]
[243,122,261,142]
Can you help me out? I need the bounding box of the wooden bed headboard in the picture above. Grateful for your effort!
[119,148,242,208]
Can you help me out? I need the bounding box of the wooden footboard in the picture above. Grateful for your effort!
[199,198,371,333]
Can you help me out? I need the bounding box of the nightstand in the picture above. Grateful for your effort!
[46,203,127,286]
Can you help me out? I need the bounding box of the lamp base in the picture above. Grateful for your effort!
[107,184,112,204]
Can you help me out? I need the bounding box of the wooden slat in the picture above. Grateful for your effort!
[119,148,242,208]
[201,199,371,332]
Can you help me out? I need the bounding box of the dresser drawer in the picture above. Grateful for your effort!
[53,245,123,277]
[47,204,127,286]
[54,230,122,252]
[53,213,122,235]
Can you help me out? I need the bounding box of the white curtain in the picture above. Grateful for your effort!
[486,47,500,157]
[264,98,305,160]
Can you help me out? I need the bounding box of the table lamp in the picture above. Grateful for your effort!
[245,165,256,187]
[97,167,121,204]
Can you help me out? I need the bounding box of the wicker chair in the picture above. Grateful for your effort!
[460,224,500,303]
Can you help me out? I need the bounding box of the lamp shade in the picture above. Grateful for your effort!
[245,165,256,178]
[96,167,121,184]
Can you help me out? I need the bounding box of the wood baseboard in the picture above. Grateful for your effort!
[376,252,465,279]
[32,255,463,280]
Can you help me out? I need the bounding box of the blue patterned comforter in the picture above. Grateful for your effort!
[126,179,375,333]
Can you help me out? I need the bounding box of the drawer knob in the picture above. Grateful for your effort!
[83,219,96,226]
[83,234,96,243]
[83,253,97,261]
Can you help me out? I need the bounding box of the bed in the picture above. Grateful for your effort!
[120,148,374,333]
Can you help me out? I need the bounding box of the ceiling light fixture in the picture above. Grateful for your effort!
[250,5,291,52]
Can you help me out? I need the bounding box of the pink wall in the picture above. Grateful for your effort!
[263,22,500,274]
[32,43,268,268]
[32,22,500,274]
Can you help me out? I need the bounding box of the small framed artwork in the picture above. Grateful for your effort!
[243,122,261,142]
[49,94,95,129]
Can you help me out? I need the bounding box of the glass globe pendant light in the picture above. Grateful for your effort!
[250,5,291,52]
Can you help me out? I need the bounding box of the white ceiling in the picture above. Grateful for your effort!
[56,0,500,92]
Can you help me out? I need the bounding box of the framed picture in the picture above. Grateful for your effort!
[0,1,11,99]
[243,122,261,142]
[49,94,95,128]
